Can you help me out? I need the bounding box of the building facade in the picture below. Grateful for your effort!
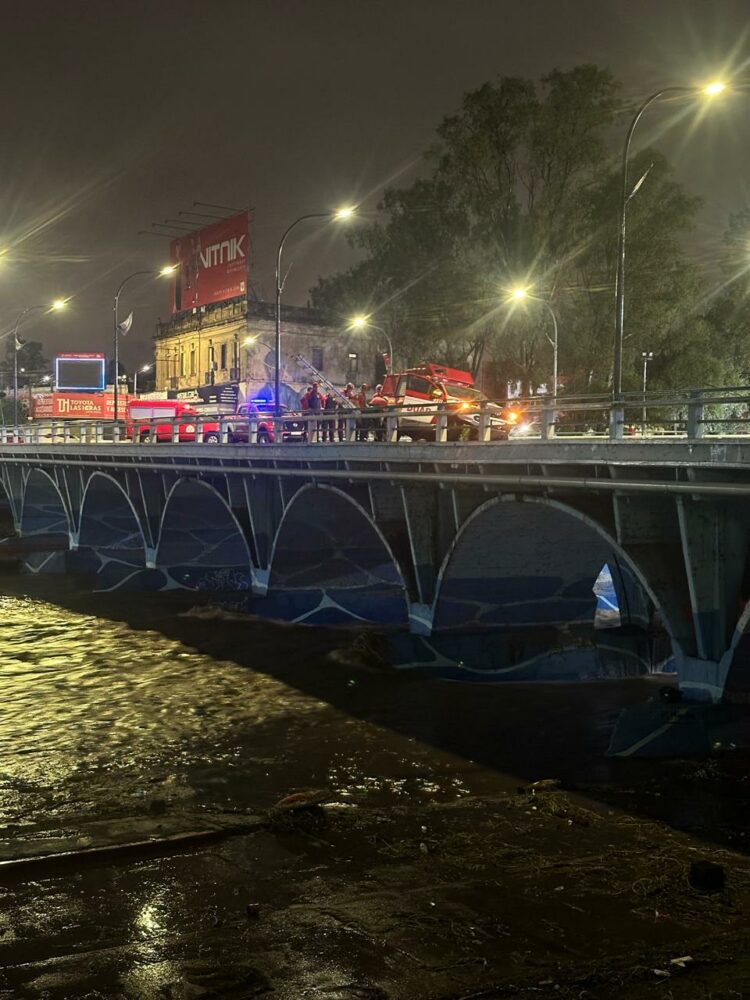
[154,299,379,407]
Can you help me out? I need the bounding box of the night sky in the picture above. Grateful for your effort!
[1,0,749,372]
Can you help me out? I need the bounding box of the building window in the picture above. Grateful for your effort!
[347,352,358,382]
[311,346,324,371]
[190,349,196,376]
[220,343,227,370]
[180,352,185,377]
[208,343,215,368]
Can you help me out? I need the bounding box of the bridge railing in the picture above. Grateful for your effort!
[3,387,750,445]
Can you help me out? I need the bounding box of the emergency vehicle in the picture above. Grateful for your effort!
[380,363,522,440]
[126,399,306,444]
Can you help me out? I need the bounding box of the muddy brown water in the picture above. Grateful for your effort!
[0,574,745,850]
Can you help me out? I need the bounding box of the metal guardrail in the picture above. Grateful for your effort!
[3,387,750,445]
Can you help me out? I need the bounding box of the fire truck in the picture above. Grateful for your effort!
[380,363,522,440]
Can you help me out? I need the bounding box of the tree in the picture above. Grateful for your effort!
[312,65,719,394]
[2,339,50,388]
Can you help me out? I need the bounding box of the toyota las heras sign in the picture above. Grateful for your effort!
[170,211,248,314]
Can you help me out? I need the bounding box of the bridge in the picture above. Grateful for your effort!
[1,396,750,723]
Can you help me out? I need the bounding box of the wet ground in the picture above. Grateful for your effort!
[0,574,748,999]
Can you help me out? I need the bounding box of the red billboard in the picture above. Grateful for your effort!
[170,211,248,314]
[32,392,128,420]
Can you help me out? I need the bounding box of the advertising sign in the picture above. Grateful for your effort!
[170,211,248,315]
[55,353,106,391]
[32,392,128,420]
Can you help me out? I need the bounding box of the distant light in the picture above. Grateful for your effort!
[141,364,152,373]
[41,375,51,383]
[159,264,177,276]
[243,335,257,346]
[333,206,356,221]
[703,81,726,96]
[51,298,67,310]
[349,314,369,330]
[511,287,528,301]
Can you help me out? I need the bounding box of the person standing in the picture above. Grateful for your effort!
[368,383,388,442]
[323,388,337,442]
[356,383,369,441]
[307,383,322,442]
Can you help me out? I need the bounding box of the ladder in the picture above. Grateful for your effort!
[292,354,355,407]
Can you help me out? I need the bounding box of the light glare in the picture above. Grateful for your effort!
[51,298,67,310]
[159,264,177,276]
[349,314,369,330]
[511,287,528,301]
[333,206,356,221]
[703,81,726,96]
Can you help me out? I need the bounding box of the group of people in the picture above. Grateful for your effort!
[298,381,389,441]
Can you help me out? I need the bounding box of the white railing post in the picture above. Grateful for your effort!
[541,407,556,440]
[687,390,704,439]
[220,416,230,445]
[609,404,624,441]
[385,412,398,443]
[436,404,448,443]
[171,418,179,444]
[95,421,104,443]
[113,420,121,443]
[63,421,71,445]
[248,416,258,444]
[196,418,204,444]
[478,402,491,443]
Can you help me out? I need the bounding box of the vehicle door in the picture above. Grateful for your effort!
[402,374,441,426]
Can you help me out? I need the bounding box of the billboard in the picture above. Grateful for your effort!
[33,392,128,420]
[55,353,106,391]
[170,211,248,315]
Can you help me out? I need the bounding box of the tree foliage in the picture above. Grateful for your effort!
[313,65,735,394]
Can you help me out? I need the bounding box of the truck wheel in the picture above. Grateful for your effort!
[139,431,152,444]
[203,432,220,444]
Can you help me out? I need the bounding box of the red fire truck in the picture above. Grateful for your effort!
[380,363,522,440]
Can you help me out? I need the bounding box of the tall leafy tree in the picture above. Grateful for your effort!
[313,66,720,394]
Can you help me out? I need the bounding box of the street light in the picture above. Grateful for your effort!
[613,80,727,397]
[133,364,152,395]
[113,265,176,424]
[508,287,559,400]
[275,206,356,415]
[12,299,67,425]
[348,314,395,373]
[641,350,654,431]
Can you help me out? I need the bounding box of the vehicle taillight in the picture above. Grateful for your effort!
[506,410,519,424]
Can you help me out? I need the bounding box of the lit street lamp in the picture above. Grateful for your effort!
[113,266,175,423]
[12,299,67,425]
[348,314,395,373]
[275,207,355,416]
[641,350,654,430]
[133,364,152,396]
[508,287,559,400]
[613,80,726,397]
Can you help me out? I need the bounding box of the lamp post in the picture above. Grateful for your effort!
[133,364,152,396]
[613,80,726,397]
[348,314,395,374]
[12,299,66,425]
[275,206,355,416]
[641,350,654,431]
[508,288,559,400]
[113,266,175,424]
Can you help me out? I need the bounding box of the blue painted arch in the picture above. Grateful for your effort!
[155,478,253,591]
[265,483,409,625]
[20,469,71,539]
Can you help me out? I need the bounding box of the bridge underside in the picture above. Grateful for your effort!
[1,441,749,707]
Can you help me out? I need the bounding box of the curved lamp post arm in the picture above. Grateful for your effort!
[361,321,395,374]
[613,86,695,397]
[274,212,335,417]
[12,304,52,426]
[113,270,158,425]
